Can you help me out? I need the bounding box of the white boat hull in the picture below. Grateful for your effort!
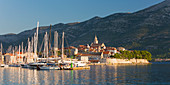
[1,64,5,67]
[38,66,60,70]
[1,64,9,67]
[28,62,47,69]
[4,65,9,68]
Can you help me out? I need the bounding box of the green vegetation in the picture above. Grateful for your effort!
[111,50,152,61]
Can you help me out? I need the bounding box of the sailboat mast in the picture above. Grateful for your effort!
[12,47,15,63]
[62,32,64,59]
[54,31,58,58]
[46,32,48,60]
[1,43,2,64]
[31,37,34,53]
[34,33,36,62]
[19,45,20,63]
[33,21,39,62]
[36,21,39,43]
[44,32,48,62]
[22,42,23,60]
[13,47,14,56]
[27,38,30,63]
[49,24,52,53]
[1,43,2,55]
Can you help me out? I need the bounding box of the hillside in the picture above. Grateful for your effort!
[0,0,170,58]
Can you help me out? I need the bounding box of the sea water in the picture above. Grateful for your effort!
[0,63,170,85]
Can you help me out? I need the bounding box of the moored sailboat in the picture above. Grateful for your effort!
[37,63,60,70]
[0,43,9,67]
[20,21,40,69]
[37,31,60,70]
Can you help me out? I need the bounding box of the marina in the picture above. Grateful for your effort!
[0,22,91,70]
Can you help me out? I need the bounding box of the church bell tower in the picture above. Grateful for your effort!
[94,35,98,44]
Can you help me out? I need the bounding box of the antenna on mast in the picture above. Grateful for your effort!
[37,21,39,41]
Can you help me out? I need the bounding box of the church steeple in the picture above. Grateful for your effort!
[94,35,98,44]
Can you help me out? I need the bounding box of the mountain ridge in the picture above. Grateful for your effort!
[0,0,170,58]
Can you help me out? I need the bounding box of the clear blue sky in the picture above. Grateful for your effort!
[0,0,164,35]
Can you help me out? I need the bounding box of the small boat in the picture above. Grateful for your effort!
[1,64,5,67]
[63,63,71,69]
[28,62,47,69]
[20,64,30,68]
[37,63,60,70]
[62,61,88,70]
[9,64,20,67]
[74,61,87,67]
[4,65,9,68]
[1,64,9,68]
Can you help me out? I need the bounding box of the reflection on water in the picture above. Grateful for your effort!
[0,64,170,84]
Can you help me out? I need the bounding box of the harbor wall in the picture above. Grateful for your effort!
[106,58,149,64]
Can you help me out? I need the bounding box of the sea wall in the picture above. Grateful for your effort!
[106,58,149,64]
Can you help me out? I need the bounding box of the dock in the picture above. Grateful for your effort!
[64,66,90,70]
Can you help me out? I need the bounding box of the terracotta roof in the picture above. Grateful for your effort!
[5,53,13,56]
[79,45,87,48]
[100,50,104,52]
[106,47,117,50]
[64,46,77,49]
[70,46,76,49]
[16,52,23,54]
[78,48,85,51]
[103,51,110,54]
[76,53,101,56]
[81,54,101,56]
[89,49,95,52]
[117,47,125,50]
[76,53,82,55]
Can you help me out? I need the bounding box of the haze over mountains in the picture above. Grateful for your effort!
[0,0,170,58]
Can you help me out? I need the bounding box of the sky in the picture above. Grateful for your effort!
[0,0,164,35]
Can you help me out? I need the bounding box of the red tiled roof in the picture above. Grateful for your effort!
[100,50,104,52]
[76,53,82,55]
[5,53,13,56]
[78,48,85,51]
[103,51,110,54]
[106,47,116,50]
[64,46,76,49]
[79,45,87,48]
[76,53,101,56]
[81,54,100,56]
[16,52,23,54]
[89,49,95,52]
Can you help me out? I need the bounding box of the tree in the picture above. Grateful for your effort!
[113,50,152,61]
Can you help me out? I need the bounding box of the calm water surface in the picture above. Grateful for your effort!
[0,63,170,85]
